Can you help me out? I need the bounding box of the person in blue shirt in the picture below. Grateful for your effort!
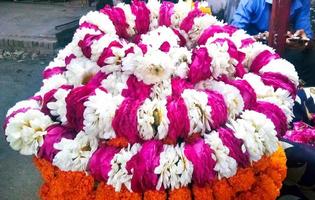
[231,0,313,50]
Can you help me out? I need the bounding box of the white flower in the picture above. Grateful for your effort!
[147,0,161,30]
[79,11,116,34]
[6,99,40,117]
[90,34,120,62]
[134,50,175,84]
[189,15,220,43]
[5,109,53,155]
[169,47,192,79]
[101,72,128,96]
[259,58,299,86]
[230,29,253,48]
[65,57,100,86]
[116,3,136,36]
[121,45,143,75]
[83,89,123,139]
[155,144,193,190]
[227,110,278,162]
[240,42,275,69]
[107,144,141,192]
[196,80,244,119]
[45,58,65,70]
[205,41,237,78]
[141,26,180,49]
[38,74,68,96]
[150,79,172,99]
[181,89,212,135]
[72,26,102,45]
[47,88,71,124]
[137,98,169,140]
[171,0,192,28]
[204,131,237,178]
[53,131,98,171]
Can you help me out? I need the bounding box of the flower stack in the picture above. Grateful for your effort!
[3,0,297,199]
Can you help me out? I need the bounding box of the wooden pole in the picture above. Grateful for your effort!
[268,0,292,55]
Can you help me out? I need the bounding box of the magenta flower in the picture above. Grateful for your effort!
[166,96,190,143]
[172,28,186,47]
[217,127,250,167]
[131,0,150,35]
[261,72,297,98]
[42,67,66,79]
[250,50,280,73]
[205,90,227,129]
[159,1,174,27]
[240,38,255,48]
[65,54,76,65]
[188,47,212,84]
[121,75,152,101]
[97,40,123,67]
[171,77,193,98]
[66,85,96,132]
[112,98,143,144]
[79,22,101,32]
[126,140,164,192]
[38,124,76,162]
[284,122,315,147]
[198,25,237,45]
[225,78,257,110]
[180,7,203,33]
[184,138,216,186]
[101,6,129,39]
[253,101,288,136]
[88,145,120,181]
[159,41,171,52]
[78,33,103,59]
[86,71,108,88]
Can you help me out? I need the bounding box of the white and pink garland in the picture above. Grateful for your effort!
[4,0,298,193]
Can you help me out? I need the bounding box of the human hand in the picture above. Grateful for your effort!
[286,30,310,51]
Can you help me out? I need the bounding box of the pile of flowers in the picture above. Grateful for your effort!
[3,0,298,199]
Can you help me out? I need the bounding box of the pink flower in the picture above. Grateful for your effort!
[101,6,129,39]
[171,77,193,98]
[184,138,216,186]
[112,98,143,144]
[188,47,212,84]
[284,122,315,147]
[66,85,97,132]
[205,90,227,129]
[180,7,203,33]
[253,101,288,136]
[217,127,250,167]
[159,1,174,27]
[250,50,280,73]
[240,38,255,48]
[223,78,256,110]
[166,96,190,143]
[88,145,120,181]
[79,22,101,32]
[126,140,164,192]
[131,0,151,35]
[86,71,108,88]
[42,67,66,79]
[122,75,152,100]
[97,40,123,67]
[261,72,296,97]
[38,124,76,162]
[78,33,103,59]
[159,41,171,52]
[198,25,237,45]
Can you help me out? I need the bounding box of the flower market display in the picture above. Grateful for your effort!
[3,0,298,199]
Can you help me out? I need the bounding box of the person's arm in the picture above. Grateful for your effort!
[292,0,313,39]
[231,0,255,30]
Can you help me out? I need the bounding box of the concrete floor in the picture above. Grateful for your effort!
[0,59,50,200]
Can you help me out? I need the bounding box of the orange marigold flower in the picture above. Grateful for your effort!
[106,137,129,148]
[144,190,167,200]
[228,167,255,193]
[169,187,192,200]
[118,186,142,200]
[95,182,119,200]
[192,184,214,200]
[212,179,234,200]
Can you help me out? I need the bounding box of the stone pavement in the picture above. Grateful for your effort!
[0,58,50,200]
[0,1,93,55]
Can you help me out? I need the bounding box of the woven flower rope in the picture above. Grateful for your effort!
[34,146,286,200]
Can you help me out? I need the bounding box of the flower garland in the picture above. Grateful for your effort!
[3,0,298,199]
[33,146,287,200]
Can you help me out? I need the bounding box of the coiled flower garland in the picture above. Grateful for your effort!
[3,0,297,199]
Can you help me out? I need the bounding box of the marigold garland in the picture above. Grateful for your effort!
[33,146,287,200]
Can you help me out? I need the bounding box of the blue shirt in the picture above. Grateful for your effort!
[231,0,313,38]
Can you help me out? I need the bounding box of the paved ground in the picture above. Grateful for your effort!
[0,58,50,200]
